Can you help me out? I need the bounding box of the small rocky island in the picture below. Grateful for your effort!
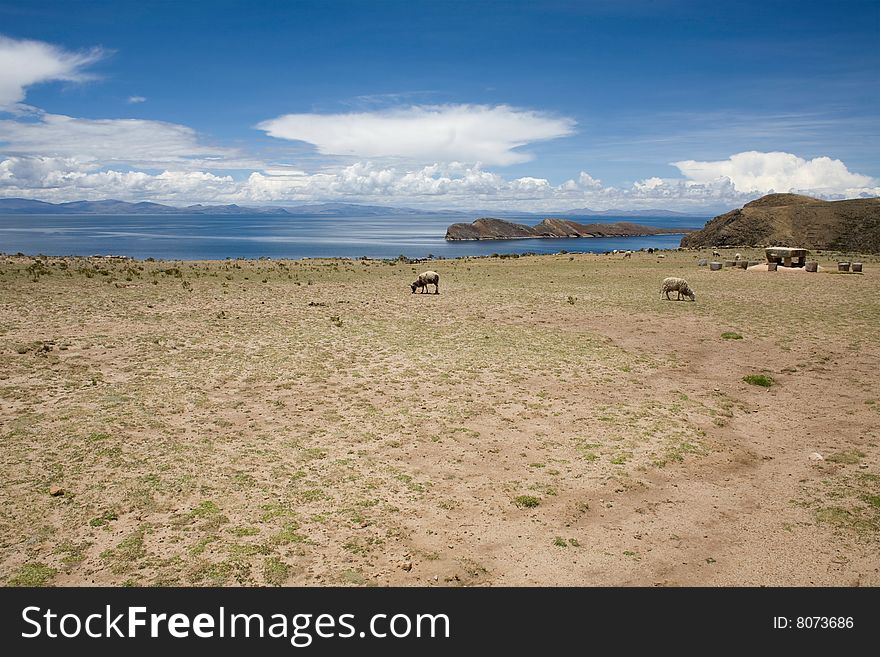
[445,217,689,240]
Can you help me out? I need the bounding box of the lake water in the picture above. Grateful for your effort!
[0,213,705,260]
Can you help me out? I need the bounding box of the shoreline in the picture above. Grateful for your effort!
[4,245,877,265]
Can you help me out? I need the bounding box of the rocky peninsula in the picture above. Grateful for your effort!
[445,217,689,240]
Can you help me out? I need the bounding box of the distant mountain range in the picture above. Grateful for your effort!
[0,197,709,218]
[0,198,467,217]
[562,207,703,218]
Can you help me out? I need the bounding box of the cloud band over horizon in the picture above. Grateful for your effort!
[2,152,877,211]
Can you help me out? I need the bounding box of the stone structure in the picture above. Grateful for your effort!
[765,246,808,268]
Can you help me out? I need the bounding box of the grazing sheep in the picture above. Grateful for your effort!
[735,253,742,261]
[411,270,440,294]
[660,277,696,301]
[622,250,632,259]
[712,250,721,257]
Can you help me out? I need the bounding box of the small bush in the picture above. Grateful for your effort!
[513,495,541,508]
[721,332,743,340]
[743,374,773,387]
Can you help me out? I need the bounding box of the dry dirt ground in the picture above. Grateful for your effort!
[1,248,878,586]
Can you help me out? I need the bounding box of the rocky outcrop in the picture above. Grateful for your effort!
[445,217,687,240]
[680,194,880,252]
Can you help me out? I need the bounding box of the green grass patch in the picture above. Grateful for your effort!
[862,494,880,509]
[229,526,260,537]
[513,495,541,508]
[826,450,865,465]
[270,522,308,545]
[89,510,118,527]
[100,530,147,574]
[815,506,853,527]
[340,569,372,586]
[743,374,773,387]
[7,563,57,586]
[56,540,91,567]
[263,557,290,586]
[190,500,221,517]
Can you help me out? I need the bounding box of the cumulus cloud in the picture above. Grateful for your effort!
[236,164,760,210]
[256,104,575,166]
[2,151,876,210]
[0,111,257,169]
[673,151,877,196]
[0,35,104,110]
[0,156,235,201]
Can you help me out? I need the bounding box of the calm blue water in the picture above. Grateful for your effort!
[0,213,704,260]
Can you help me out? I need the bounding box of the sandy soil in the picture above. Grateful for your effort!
[1,247,878,586]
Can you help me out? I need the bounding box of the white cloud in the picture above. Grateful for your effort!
[0,111,257,169]
[0,35,104,110]
[234,163,756,210]
[256,104,576,166]
[2,151,876,211]
[127,96,147,104]
[673,151,877,196]
[634,176,665,192]
[0,156,234,201]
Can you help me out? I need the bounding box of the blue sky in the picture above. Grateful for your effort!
[0,0,877,210]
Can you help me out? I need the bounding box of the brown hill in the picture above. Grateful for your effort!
[445,217,686,240]
[680,193,880,252]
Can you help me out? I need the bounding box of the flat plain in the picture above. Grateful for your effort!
[1,248,878,586]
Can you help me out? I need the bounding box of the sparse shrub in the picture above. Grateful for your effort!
[513,495,541,508]
[721,332,743,340]
[743,374,773,387]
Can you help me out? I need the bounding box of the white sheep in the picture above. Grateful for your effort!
[712,250,720,257]
[622,250,632,259]
[660,277,696,301]
[411,270,440,294]
[735,253,742,261]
